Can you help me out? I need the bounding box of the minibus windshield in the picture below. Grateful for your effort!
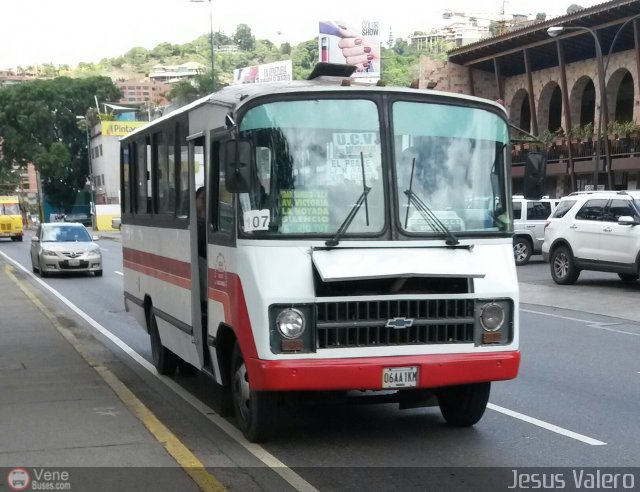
[238,98,385,237]
[393,101,511,234]
[237,97,511,239]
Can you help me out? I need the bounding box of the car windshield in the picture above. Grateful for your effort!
[393,101,511,235]
[42,225,91,242]
[237,98,384,237]
[0,203,20,215]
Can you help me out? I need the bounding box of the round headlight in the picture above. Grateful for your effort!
[276,308,305,339]
[480,303,505,331]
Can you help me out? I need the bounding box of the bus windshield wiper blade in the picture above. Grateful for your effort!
[403,189,460,246]
[325,186,371,247]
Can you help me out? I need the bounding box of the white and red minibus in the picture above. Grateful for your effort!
[120,67,529,442]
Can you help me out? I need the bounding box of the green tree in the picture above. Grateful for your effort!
[536,12,547,21]
[0,166,20,195]
[290,39,318,80]
[35,142,78,212]
[234,24,256,51]
[566,4,583,14]
[165,80,199,105]
[280,42,292,56]
[0,76,121,212]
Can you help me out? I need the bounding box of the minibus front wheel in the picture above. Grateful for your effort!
[231,343,276,442]
[437,382,490,427]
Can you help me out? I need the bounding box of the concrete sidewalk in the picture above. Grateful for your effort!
[0,257,202,490]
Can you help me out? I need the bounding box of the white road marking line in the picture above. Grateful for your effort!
[522,308,640,336]
[488,403,606,445]
[114,271,123,276]
[0,251,318,492]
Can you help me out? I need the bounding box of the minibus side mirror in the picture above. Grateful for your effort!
[523,151,547,200]
[224,140,253,193]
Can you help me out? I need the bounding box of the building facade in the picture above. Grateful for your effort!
[115,78,171,105]
[422,0,640,197]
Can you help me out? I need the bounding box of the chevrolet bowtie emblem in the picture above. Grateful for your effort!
[385,317,414,329]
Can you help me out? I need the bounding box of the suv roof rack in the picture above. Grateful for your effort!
[568,190,629,196]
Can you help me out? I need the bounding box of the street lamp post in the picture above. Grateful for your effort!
[191,0,215,90]
[604,15,640,77]
[548,26,607,190]
[76,115,96,229]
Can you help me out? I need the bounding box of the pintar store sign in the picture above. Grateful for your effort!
[101,121,147,136]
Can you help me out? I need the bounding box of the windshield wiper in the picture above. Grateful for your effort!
[325,186,371,247]
[326,152,371,247]
[403,156,459,246]
[404,189,459,246]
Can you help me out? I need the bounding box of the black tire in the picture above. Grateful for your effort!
[178,359,199,376]
[231,343,276,442]
[550,246,580,285]
[618,273,639,282]
[438,382,491,427]
[95,270,103,277]
[513,237,532,265]
[150,312,178,376]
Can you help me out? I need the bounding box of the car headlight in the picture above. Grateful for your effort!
[479,302,505,331]
[89,248,100,255]
[276,308,306,339]
[41,249,57,257]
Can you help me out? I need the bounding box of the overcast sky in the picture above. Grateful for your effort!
[1,0,604,68]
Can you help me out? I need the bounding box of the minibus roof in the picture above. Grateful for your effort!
[122,78,508,142]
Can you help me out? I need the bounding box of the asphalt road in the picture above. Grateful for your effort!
[1,235,639,491]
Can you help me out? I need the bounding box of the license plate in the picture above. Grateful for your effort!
[68,259,80,266]
[382,366,418,388]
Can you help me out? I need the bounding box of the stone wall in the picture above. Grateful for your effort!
[419,49,640,127]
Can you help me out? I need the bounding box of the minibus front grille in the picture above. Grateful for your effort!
[316,299,474,348]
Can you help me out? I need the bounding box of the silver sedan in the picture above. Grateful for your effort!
[30,222,102,277]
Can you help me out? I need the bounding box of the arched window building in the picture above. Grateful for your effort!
[422,0,640,196]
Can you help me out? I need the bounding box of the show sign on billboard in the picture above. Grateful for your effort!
[318,20,380,79]
[233,60,293,84]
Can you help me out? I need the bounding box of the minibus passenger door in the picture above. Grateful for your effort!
[188,135,206,368]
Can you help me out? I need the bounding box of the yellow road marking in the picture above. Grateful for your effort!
[4,265,226,492]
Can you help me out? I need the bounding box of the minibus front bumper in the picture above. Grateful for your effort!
[245,351,520,391]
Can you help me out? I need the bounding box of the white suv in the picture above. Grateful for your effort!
[542,190,640,284]
[512,195,559,265]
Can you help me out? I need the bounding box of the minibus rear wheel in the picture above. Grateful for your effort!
[437,382,490,427]
[231,343,276,442]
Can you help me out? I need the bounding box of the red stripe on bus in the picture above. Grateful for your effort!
[122,246,258,360]
[208,269,258,360]
[123,247,192,280]
[123,259,191,290]
[122,247,191,289]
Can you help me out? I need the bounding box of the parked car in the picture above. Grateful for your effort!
[30,222,102,277]
[512,195,560,265]
[542,190,640,284]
